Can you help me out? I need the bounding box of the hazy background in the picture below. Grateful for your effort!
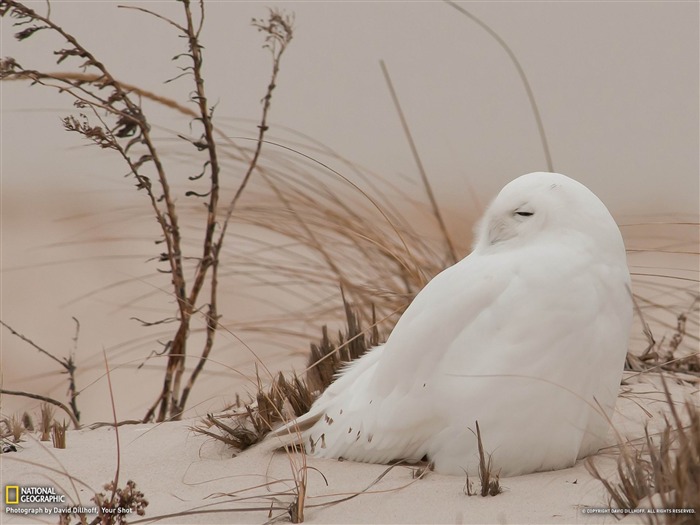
[2,1,698,422]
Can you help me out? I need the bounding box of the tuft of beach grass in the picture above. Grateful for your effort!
[587,376,699,523]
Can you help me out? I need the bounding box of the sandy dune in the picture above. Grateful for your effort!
[2,372,696,524]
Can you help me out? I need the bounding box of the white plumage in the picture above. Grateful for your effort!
[270,172,632,477]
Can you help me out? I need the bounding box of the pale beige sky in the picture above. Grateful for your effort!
[2,1,698,218]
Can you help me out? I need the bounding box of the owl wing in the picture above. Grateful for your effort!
[268,249,516,462]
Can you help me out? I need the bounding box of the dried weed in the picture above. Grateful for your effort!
[588,378,699,523]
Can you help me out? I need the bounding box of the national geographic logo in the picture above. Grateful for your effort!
[5,486,18,505]
[5,485,66,504]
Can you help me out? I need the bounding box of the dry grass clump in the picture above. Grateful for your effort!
[626,296,700,376]
[306,298,380,394]
[21,411,34,431]
[475,421,502,497]
[196,300,377,450]
[51,420,69,449]
[2,406,70,449]
[588,380,699,523]
[39,402,55,441]
[463,421,502,497]
[1,414,25,443]
[195,372,313,450]
[1,406,70,448]
[0,411,34,450]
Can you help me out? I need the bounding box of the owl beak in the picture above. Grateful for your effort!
[488,217,516,245]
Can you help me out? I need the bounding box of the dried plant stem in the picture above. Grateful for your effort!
[444,0,553,172]
[51,420,68,449]
[379,59,458,265]
[176,10,294,415]
[0,320,81,427]
[587,375,699,523]
[3,72,199,117]
[68,317,81,423]
[149,0,225,423]
[103,349,121,514]
[2,2,187,287]
[474,421,501,497]
[1,320,65,367]
[1,1,191,421]
[0,390,79,429]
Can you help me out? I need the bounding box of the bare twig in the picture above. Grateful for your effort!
[68,317,81,423]
[0,389,79,429]
[1,320,65,368]
[1,319,82,425]
[176,9,294,415]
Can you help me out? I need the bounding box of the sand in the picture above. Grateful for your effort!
[2,372,696,525]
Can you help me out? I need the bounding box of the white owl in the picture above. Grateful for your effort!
[270,172,632,477]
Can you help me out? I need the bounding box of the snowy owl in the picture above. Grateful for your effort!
[270,172,632,477]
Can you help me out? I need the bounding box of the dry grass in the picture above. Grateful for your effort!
[21,411,34,431]
[587,377,700,523]
[1,414,25,443]
[194,371,314,451]
[463,421,502,497]
[626,295,700,376]
[306,297,381,394]
[39,402,54,441]
[51,420,69,449]
[2,406,69,448]
[194,298,376,451]
[475,421,502,497]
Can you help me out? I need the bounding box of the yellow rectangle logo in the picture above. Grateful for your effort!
[5,486,19,505]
